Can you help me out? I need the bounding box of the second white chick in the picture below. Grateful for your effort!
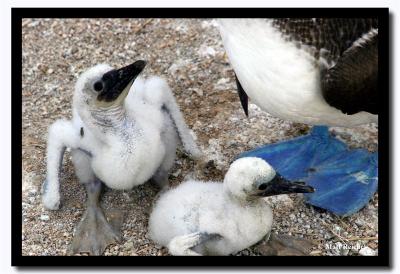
[148,157,314,256]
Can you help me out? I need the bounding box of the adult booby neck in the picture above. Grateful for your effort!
[218,18,378,127]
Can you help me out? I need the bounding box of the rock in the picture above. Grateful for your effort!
[268,195,294,209]
[324,233,334,240]
[70,46,79,54]
[214,77,232,90]
[368,241,378,250]
[340,248,349,256]
[359,246,377,256]
[197,44,216,58]
[201,20,219,29]
[28,189,38,196]
[123,241,134,251]
[40,214,50,221]
[167,59,189,74]
[189,88,203,96]
[171,169,182,177]
[355,219,365,227]
[333,225,342,233]
[122,192,132,202]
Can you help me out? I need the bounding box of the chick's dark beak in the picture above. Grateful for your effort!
[257,173,315,197]
[97,60,146,102]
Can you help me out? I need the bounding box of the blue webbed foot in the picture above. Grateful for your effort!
[237,126,378,216]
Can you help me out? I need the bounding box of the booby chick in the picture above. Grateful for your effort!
[148,157,314,256]
[42,60,202,255]
[218,18,378,126]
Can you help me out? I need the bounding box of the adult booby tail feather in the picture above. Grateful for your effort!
[235,74,249,117]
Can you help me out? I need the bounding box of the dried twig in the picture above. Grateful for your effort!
[309,250,323,255]
[346,236,378,241]
[136,246,151,255]
[134,19,153,34]
[22,143,45,149]
[329,229,348,243]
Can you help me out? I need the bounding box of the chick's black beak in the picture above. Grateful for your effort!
[257,174,315,197]
[97,60,146,102]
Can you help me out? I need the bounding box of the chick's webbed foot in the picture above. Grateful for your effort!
[168,232,222,256]
[69,206,122,255]
[255,234,314,256]
[69,180,123,255]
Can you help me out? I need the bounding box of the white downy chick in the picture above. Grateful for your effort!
[41,61,202,255]
[148,157,314,256]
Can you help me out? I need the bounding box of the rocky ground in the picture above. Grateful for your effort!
[21,18,378,256]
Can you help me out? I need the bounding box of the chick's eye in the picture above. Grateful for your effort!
[258,183,268,191]
[93,81,103,92]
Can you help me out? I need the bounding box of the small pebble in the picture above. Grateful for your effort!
[171,169,182,177]
[28,189,37,196]
[341,248,349,256]
[359,246,377,256]
[124,241,134,251]
[39,214,50,221]
[355,219,365,227]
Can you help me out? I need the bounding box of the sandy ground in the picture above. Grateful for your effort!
[22,18,378,256]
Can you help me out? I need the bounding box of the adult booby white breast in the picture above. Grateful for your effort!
[218,18,378,127]
[148,157,314,256]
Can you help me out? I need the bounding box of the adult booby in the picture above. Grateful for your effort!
[42,61,201,255]
[218,18,378,126]
[218,19,379,216]
[148,157,314,256]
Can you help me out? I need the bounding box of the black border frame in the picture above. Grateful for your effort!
[12,7,390,267]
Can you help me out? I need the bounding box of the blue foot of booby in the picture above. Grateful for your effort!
[237,126,378,217]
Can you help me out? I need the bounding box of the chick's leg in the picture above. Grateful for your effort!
[42,119,81,210]
[69,150,122,255]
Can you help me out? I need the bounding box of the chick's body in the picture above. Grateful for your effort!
[76,76,174,190]
[149,180,272,255]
